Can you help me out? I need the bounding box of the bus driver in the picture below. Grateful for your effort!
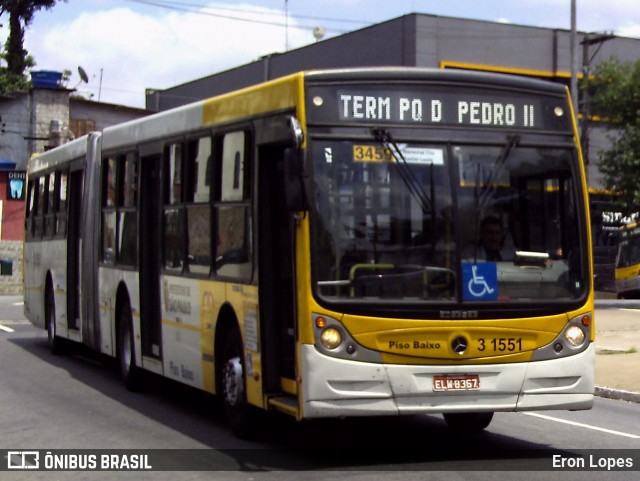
[473,216,515,262]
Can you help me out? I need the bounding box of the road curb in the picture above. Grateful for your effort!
[595,386,640,403]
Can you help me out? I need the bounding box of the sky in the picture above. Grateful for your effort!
[1,0,639,108]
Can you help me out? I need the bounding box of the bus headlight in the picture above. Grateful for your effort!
[320,327,342,350]
[312,313,382,362]
[530,312,592,361]
[565,325,586,347]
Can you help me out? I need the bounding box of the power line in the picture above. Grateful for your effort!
[124,0,354,34]
[124,0,560,43]
[135,0,369,26]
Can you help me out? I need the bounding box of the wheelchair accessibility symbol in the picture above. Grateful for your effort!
[462,263,498,301]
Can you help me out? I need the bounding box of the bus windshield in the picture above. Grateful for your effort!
[310,138,587,306]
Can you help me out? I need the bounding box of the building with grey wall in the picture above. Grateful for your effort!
[147,13,640,192]
[147,13,640,108]
[145,12,640,292]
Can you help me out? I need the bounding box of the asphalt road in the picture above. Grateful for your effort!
[1,296,639,480]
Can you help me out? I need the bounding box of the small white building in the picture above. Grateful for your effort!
[0,71,151,171]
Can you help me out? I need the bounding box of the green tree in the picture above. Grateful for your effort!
[0,0,66,92]
[0,50,34,92]
[588,57,640,207]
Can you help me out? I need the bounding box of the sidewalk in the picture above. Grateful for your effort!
[594,299,640,402]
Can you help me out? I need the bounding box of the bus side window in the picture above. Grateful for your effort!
[186,136,212,276]
[35,175,47,238]
[118,153,138,267]
[215,131,252,279]
[44,173,56,238]
[163,143,185,273]
[25,177,39,240]
[101,156,117,263]
[56,171,69,237]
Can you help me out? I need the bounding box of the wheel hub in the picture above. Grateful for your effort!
[223,356,243,406]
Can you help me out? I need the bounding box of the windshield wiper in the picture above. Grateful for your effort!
[372,128,433,214]
[475,134,520,213]
[468,134,520,263]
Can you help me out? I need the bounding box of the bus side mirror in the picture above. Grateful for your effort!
[288,116,304,148]
[284,147,309,212]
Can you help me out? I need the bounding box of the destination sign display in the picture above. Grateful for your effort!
[307,85,571,131]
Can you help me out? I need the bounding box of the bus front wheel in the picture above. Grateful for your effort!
[443,412,494,431]
[221,328,260,439]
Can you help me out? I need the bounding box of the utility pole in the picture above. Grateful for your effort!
[570,0,578,116]
[285,0,289,51]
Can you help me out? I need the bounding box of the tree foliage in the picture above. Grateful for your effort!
[0,52,34,93]
[588,57,640,207]
[0,0,65,93]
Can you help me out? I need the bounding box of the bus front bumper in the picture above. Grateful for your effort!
[301,343,595,418]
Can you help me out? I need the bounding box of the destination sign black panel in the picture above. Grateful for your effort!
[306,85,572,131]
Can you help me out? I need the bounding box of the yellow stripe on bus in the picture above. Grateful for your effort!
[201,73,301,126]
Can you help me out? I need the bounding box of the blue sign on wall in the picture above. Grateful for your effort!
[7,171,26,201]
[462,262,498,301]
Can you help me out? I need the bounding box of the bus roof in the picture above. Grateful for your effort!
[302,67,569,95]
[100,71,304,152]
[28,133,98,175]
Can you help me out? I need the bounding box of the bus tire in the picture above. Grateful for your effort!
[45,286,64,355]
[221,327,260,439]
[443,412,493,431]
[117,302,143,391]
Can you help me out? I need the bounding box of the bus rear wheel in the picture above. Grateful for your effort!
[117,302,143,391]
[45,286,64,355]
[443,412,494,431]
[221,328,260,439]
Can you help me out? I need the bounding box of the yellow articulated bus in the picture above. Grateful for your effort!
[615,222,640,298]
[24,67,594,437]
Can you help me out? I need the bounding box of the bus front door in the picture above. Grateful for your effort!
[258,145,297,395]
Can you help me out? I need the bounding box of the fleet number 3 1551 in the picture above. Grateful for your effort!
[478,337,523,352]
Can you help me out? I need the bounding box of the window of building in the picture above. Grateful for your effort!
[69,119,96,138]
